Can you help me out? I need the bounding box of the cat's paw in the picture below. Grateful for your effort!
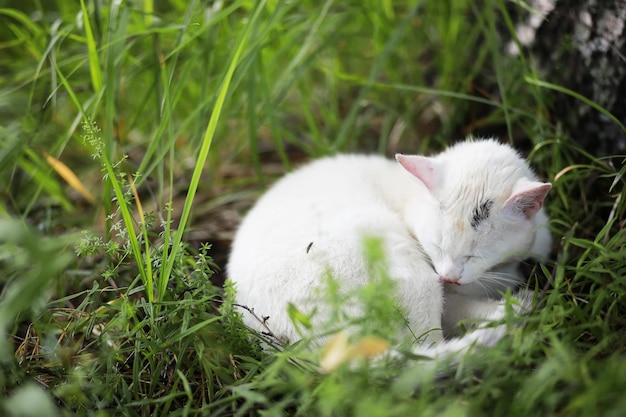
[511,288,534,315]
[485,288,534,322]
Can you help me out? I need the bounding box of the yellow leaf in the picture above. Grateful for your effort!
[319,332,390,372]
[43,151,96,205]
[320,331,350,373]
[348,336,390,358]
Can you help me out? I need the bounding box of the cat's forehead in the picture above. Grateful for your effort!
[438,181,496,208]
[438,164,522,204]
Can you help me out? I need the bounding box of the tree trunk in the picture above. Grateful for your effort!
[514,0,626,155]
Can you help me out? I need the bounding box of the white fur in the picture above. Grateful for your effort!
[227,139,551,358]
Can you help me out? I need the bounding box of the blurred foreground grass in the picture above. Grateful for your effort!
[1,1,626,416]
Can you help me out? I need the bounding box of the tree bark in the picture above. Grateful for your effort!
[515,0,626,155]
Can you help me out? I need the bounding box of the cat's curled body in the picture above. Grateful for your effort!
[228,139,551,356]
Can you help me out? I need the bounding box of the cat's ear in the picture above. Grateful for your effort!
[395,154,439,190]
[504,180,551,219]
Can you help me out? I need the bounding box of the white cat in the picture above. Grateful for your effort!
[228,139,551,357]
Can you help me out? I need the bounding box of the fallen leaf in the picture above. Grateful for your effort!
[320,331,350,372]
[320,332,390,372]
[43,151,96,205]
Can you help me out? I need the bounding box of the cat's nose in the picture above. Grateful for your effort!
[440,275,461,285]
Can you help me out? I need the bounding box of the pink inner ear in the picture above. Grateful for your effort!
[504,182,552,219]
[395,154,437,190]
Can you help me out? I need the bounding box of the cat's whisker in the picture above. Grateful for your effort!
[472,279,492,297]
[478,272,523,293]
[481,271,518,284]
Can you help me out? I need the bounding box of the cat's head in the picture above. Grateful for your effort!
[396,139,551,286]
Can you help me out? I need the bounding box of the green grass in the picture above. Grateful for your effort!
[1,1,626,416]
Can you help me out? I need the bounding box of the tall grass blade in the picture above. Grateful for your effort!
[79,0,103,94]
[159,1,267,301]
